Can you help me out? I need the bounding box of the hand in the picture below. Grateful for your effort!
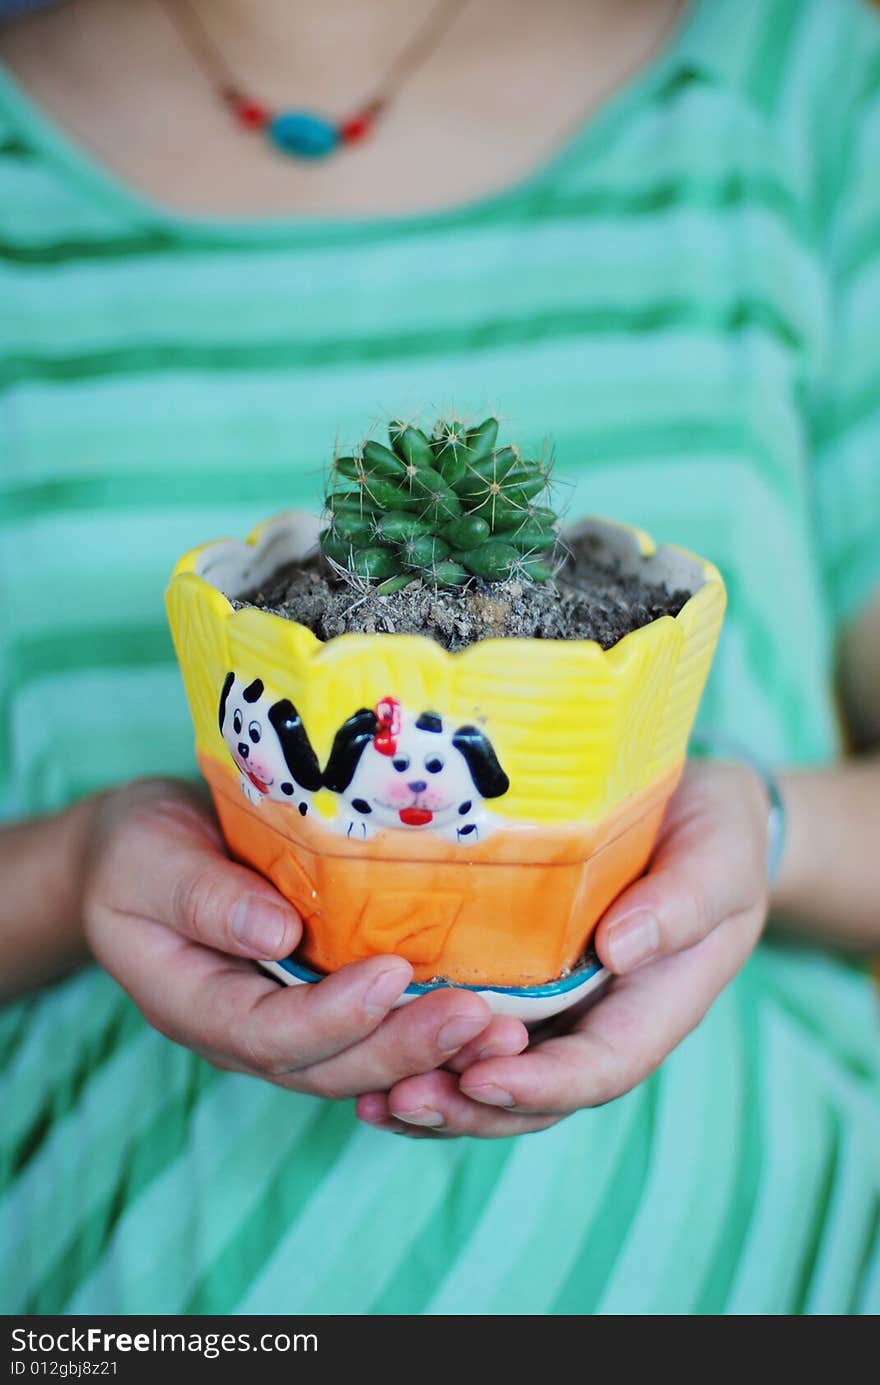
[356,761,770,1137]
[82,779,527,1098]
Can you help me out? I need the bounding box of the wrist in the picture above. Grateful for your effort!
[0,792,104,1003]
[44,792,108,973]
[768,759,880,945]
[70,789,112,947]
[768,767,822,916]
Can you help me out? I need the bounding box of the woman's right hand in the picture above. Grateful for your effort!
[81,778,527,1099]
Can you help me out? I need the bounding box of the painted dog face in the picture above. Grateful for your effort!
[323,699,509,840]
[218,673,321,811]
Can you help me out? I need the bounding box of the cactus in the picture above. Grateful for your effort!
[320,416,559,589]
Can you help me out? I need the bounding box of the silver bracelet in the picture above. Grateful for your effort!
[688,731,787,885]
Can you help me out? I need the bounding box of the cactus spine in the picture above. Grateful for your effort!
[320,416,558,589]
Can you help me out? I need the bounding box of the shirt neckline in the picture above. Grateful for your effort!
[0,0,714,243]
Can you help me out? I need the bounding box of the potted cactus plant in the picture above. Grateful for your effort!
[320,416,555,591]
[166,415,725,1021]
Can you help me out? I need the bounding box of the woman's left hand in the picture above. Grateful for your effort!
[356,760,770,1138]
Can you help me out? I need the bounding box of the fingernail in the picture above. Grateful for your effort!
[436,1014,487,1053]
[476,1032,527,1062]
[466,1083,516,1108]
[606,909,660,973]
[230,897,293,955]
[364,965,412,1016]
[393,1107,445,1128]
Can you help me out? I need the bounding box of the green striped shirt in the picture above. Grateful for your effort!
[2,0,880,1314]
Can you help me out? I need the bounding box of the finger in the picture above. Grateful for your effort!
[355,1091,394,1124]
[96,786,303,960]
[96,909,414,1073]
[288,987,495,1099]
[364,1070,561,1138]
[443,1015,529,1074]
[230,956,416,1072]
[594,763,768,974]
[354,1092,448,1139]
[459,906,759,1115]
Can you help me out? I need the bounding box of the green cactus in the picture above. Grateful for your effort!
[320,416,558,589]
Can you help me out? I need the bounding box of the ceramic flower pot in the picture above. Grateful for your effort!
[166,512,725,1020]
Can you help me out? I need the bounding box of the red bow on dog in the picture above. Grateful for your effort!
[373,697,402,756]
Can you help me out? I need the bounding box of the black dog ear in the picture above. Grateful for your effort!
[219,671,235,734]
[267,699,322,792]
[415,711,443,733]
[243,678,264,704]
[322,709,379,793]
[451,725,510,799]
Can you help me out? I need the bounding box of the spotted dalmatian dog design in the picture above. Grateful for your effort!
[218,673,321,812]
[322,697,510,841]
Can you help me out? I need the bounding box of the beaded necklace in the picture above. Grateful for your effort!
[159,0,470,159]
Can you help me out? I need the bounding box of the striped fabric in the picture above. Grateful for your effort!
[2,0,880,1315]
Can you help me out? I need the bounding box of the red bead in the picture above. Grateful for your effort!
[340,114,373,143]
[236,100,270,130]
[340,101,383,144]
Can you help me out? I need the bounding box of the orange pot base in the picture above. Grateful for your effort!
[201,753,682,986]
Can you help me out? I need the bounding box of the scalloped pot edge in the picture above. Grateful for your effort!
[166,512,725,988]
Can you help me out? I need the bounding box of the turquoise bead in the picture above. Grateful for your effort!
[268,111,339,159]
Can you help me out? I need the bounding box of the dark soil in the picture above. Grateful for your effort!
[238,534,691,652]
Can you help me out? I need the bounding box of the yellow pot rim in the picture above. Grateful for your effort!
[168,510,724,666]
[166,510,726,827]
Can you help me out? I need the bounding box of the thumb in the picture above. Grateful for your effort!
[94,781,303,960]
[168,848,303,960]
[593,763,767,975]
